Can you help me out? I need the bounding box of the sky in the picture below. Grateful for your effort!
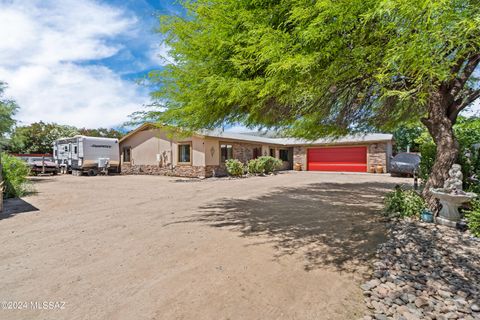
[0,0,183,129]
[0,1,478,131]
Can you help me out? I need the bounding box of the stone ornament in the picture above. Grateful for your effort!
[443,163,463,193]
[430,163,477,227]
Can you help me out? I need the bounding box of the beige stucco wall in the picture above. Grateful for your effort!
[120,129,206,167]
[204,138,220,166]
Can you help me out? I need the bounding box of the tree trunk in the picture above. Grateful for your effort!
[421,91,460,212]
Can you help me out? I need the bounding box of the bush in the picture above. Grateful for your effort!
[465,199,480,237]
[225,159,244,177]
[257,156,282,174]
[247,158,263,175]
[384,186,426,217]
[1,153,31,198]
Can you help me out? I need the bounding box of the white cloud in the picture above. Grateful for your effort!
[0,0,149,128]
[149,43,175,66]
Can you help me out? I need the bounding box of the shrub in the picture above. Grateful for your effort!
[465,199,480,237]
[1,153,31,198]
[247,158,263,175]
[384,186,426,217]
[225,159,244,177]
[257,156,282,174]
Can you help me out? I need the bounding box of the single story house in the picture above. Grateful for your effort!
[119,123,393,178]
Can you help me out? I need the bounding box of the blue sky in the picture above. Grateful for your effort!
[1,0,478,130]
[0,0,184,128]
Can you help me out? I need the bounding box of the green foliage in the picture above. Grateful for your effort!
[149,0,480,139]
[392,124,426,153]
[384,186,426,218]
[257,156,282,174]
[0,82,18,146]
[247,158,263,175]
[8,122,125,154]
[416,117,480,189]
[465,199,480,237]
[1,153,31,198]
[225,159,244,177]
[417,133,436,182]
[78,128,124,140]
[9,122,79,154]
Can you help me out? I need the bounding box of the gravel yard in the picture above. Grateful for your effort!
[363,221,480,320]
[1,172,406,319]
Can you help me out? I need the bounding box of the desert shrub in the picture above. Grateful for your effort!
[225,159,244,177]
[465,199,480,237]
[257,156,282,174]
[1,153,31,198]
[247,158,263,175]
[384,186,426,217]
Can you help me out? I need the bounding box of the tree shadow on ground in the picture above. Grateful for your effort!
[174,181,399,273]
[1,198,39,220]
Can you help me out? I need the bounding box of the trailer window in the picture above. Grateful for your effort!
[123,147,131,163]
[178,143,191,163]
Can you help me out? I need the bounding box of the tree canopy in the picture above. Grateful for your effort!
[8,122,124,154]
[151,0,480,139]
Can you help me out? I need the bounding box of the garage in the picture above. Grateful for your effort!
[307,146,367,172]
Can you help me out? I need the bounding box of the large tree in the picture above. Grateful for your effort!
[78,127,124,140]
[150,0,480,204]
[8,123,124,154]
[8,122,79,154]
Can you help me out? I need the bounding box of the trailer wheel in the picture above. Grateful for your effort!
[87,169,97,176]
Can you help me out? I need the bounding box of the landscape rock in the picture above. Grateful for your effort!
[362,220,480,320]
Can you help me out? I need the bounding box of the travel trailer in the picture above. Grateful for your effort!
[53,136,120,176]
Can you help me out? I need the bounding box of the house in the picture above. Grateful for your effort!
[119,123,393,178]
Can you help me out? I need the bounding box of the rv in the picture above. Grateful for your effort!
[53,136,120,176]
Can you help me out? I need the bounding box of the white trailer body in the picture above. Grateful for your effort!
[53,136,119,175]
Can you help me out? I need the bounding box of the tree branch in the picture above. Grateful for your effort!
[450,53,480,98]
[449,88,480,121]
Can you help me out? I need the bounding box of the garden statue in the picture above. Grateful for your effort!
[430,164,477,227]
[443,164,464,192]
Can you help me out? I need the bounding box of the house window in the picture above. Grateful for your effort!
[220,144,233,162]
[279,149,289,161]
[269,148,275,157]
[178,143,191,163]
[253,147,262,159]
[74,146,78,154]
[123,147,131,162]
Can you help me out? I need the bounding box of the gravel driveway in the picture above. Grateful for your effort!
[0,172,406,320]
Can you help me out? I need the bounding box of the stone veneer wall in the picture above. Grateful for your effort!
[121,163,228,178]
[232,142,262,163]
[121,163,207,178]
[205,165,227,177]
[293,146,307,170]
[368,143,388,173]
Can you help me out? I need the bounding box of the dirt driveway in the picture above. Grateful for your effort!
[0,172,407,320]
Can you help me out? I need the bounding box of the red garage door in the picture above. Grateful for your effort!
[307,146,367,172]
